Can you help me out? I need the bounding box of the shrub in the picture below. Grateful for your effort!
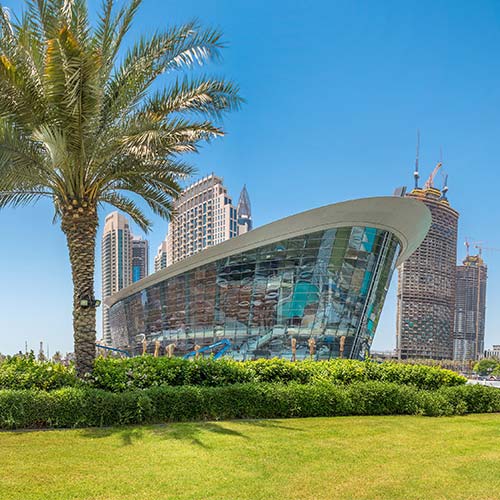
[0,387,155,428]
[0,355,467,392]
[438,384,500,414]
[0,356,78,391]
[91,357,467,392]
[0,382,497,430]
[90,356,252,391]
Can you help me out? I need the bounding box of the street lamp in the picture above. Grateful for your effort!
[79,294,102,309]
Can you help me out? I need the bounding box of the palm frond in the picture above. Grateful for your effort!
[100,191,151,231]
[0,189,50,208]
[0,122,53,189]
[112,181,176,220]
[101,21,224,128]
[117,118,223,158]
[25,0,64,40]
[68,0,91,47]
[144,77,243,119]
[0,7,47,128]
[93,0,141,77]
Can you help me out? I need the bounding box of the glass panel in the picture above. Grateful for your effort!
[108,226,401,360]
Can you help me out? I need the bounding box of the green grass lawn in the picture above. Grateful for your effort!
[0,415,499,500]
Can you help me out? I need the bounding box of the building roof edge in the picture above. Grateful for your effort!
[105,196,431,307]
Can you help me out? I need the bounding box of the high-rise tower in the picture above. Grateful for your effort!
[131,237,149,282]
[237,184,252,234]
[154,241,168,272]
[101,213,149,343]
[396,161,459,360]
[163,174,250,267]
[454,253,487,361]
[101,212,132,343]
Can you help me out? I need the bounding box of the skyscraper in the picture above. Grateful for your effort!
[101,212,132,343]
[101,212,149,343]
[237,184,252,234]
[131,237,149,282]
[163,174,251,267]
[454,253,487,361]
[396,163,459,360]
[154,241,168,272]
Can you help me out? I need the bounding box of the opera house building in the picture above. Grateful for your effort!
[106,197,431,360]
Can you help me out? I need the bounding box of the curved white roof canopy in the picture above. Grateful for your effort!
[106,196,431,307]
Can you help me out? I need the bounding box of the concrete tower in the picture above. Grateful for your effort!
[454,253,487,361]
[164,174,245,267]
[396,161,459,360]
[101,212,132,343]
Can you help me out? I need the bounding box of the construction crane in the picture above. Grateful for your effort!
[474,244,500,256]
[479,246,500,253]
[423,161,443,189]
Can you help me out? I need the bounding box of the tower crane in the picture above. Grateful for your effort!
[474,244,500,256]
[423,161,443,189]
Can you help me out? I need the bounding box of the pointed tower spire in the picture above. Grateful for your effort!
[237,185,252,234]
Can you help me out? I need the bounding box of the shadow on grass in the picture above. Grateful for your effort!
[79,421,250,448]
[241,419,304,432]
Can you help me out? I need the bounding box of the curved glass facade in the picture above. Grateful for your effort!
[109,226,400,360]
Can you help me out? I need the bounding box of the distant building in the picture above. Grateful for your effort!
[484,345,500,359]
[163,174,251,267]
[237,184,252,234]
[131,237,149,282]
[396,162,459,360]
[454,254,487,361]
[102,212,133,343]
[101,212,149,343]
[154,241,168,272]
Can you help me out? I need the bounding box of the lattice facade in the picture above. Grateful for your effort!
[454,255,487,361]
[396,188,459,359]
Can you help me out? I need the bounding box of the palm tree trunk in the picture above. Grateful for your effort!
[61,209,98,377]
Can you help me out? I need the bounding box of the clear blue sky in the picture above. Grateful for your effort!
[1,0,499,355]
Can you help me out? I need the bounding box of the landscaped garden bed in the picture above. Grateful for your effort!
[0,356,498,429]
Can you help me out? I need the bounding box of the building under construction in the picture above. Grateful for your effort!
[396,144,459,359]
[454,253,487,361]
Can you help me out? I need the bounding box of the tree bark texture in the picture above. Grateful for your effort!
[61,210,98,377]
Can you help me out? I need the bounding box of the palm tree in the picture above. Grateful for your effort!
[0,0,242,376]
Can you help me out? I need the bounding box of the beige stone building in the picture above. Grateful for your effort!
[162,174,252,267]
[154,240,168,272]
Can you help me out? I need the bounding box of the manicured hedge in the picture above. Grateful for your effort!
[90,357,467,392]
[0,356,467,392]
[0,382,497,430]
